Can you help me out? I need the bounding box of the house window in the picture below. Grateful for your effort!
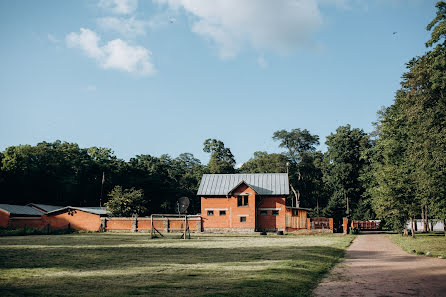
[220,210,226,216]
[207,210,214,216]
[260,210,267,216]
[237,195,249,207]
[272,210,279,216]
[240,216,247,222]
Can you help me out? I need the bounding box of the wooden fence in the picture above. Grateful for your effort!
[350,220,381,230]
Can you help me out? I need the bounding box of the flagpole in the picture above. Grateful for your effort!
[100,172,105,207]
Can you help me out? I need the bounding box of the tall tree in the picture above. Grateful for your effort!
[322,125,371,225]
[272,129,320,208]
[239,152,288,173]
[203,139,236,173]
[371,1,446,234]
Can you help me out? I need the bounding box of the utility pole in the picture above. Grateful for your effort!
[100,172,105,207]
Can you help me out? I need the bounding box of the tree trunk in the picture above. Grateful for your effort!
[290,184,299,208]
[425,205,429,232]
[410,217,415,238]
[444,219,446,237]
[430,220,433,232]
[422,207,427,232]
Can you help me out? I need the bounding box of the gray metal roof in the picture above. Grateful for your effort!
[46,206,109,216]
[0,204,44,216]
[197,173,289,196]
[27,203,64,213]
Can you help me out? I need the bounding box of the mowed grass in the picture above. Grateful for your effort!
[388,232,446,258]
[0,233,354,297]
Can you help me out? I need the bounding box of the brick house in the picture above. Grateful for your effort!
[0,204,46,228]
[197,173,310,232]
[45,206,108,231]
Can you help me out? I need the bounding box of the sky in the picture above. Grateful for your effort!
[0,0,440,166]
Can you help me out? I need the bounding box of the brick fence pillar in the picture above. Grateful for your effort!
[100,218,107,232]
[163,219,169,232]
[343,217,349,234]
[131,218,137,232]
[197,219,202,232]
[307,218,311,230]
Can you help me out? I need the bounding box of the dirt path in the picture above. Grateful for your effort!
[313,234,446,297]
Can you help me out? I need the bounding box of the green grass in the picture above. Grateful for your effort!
[0,233,354,297]
[388,232,446,258]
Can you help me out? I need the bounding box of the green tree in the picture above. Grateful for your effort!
[203,139,236,173]
[105,186,147,217]
[322,125,371,225]
[239,152,288,173]
[272,129,321,208]
[370,2,446,234]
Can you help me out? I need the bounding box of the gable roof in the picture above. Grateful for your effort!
[46,206,109,216]
[197,173,289,196]
[0,204,43,216]
[27,203,64,213]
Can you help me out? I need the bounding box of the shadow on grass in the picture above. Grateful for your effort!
[0,244,346,297]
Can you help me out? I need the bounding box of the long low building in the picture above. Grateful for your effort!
[0,204,108,231]
[0,204,46,229]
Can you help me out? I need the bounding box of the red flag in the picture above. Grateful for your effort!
[101,172,105,185]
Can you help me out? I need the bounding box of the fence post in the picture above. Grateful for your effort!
[131,218,137,233]
[307,218,311,230]
[163,218,169,232]
[343,217,348,234]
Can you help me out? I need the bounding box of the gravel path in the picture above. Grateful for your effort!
[313,233,446,297]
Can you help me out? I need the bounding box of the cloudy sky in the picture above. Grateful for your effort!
[0,0,438,165]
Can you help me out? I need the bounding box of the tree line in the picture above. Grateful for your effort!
[0,2,445,232]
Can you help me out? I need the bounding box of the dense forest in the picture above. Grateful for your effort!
[1,2,445,231]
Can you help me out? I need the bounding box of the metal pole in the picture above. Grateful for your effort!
[184,215,187,240]
[151,215,154,238]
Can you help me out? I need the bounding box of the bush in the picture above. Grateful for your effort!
[0,226,78,237]
[350,227,360,234]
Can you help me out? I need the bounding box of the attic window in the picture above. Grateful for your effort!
[237,195,248,207]
[207,210,214,216]
[220,210,226,216]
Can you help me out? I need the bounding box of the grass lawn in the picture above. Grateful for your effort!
[388,232,446,258]
[0,233,354,297]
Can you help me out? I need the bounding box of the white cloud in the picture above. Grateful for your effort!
[66,28,155,76]
[97,17,148,36]
[98,0,138,14]
[154,0,323,58]
[66,28,104,59]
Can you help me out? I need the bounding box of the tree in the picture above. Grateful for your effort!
[239,152,288,173]
[104,186,147,217]
[322,125,371,225]
[370,1,446,234]
[203,139,236,173]
[272,129,320,208]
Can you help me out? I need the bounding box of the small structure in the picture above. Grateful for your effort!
[197,173,309,232]
[45,206,109,231]
[0,204,45,228]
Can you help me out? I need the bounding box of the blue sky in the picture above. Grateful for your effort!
[0,0,439,166]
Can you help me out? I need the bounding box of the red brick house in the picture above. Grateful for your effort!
[45,206,108,231]
[0,204,46,228]
[197,173,309,232]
